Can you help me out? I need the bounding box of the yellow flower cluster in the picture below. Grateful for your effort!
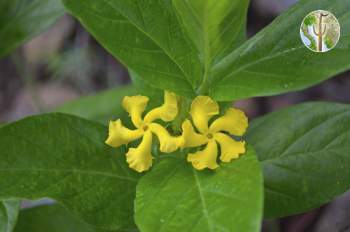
[105,91,248,172]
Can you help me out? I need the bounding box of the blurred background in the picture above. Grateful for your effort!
[1,0,349,231]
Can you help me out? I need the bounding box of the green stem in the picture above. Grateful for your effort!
[172,97,191,133]
[197,69,210,95]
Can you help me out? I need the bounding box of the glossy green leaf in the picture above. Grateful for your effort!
[135,146,263,232]
[247,102,350,218]
[0,113,140,231]
[173,0,249,93]
[0,200,20,232]
[55,85,137,124]
[62,0,201,97]
[0,0,64,57]
[14,204,115,232]
[210,0,350,101]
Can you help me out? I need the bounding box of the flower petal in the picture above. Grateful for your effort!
[126,130,153,172]
[122,95,149,128]
[144,91,178,123]
[105,119,144,148]
[190,96,219,133]
[180,119,208,148]
[214,132,246,163]
[209,108,248,136]
[187,139,219,170]
[149,123,182,153]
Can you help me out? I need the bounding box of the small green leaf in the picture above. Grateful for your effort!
[14,204,115,232]
[55,85,137,124]
[247,102,350,218]
[135,146,263,232]
[0,200,20,232]
[173,0,249,93]
[173,0,248,62]
[0,0,64,57]
[0,113,140,231]
[210,0,350,101]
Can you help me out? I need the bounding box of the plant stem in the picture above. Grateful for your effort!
[172,96,191,133]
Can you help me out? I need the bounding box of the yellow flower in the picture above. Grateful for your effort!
[181,96,248,170]
[105,91,182,172]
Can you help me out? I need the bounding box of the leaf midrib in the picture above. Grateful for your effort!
[261,109,350,163]
[214,45,305,85]
[192,169,214,232]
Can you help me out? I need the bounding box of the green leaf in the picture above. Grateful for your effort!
[135,146,263,232]
[62,0,201,97]
[0,200,20,232]
[0,113,140,231]
[173,0,249,93]
[247,102,350,218]
[55,85,137,124]
[173,0,248,62]
[0,0,64,57]
[14,204,113,232]
[210,0,350,101]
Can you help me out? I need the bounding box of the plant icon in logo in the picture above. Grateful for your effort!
[300,10,340,52]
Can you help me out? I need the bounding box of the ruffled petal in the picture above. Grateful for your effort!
[122,95,149,128]
[144,91,178,123]
[126,130,153,172]
[214,132,246,163]
[105,119,144,148]
[180,119,208,148]
[148,123,182,153]
[209,108,248,136]
[187,139,219,170]
[190,96,219,133]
